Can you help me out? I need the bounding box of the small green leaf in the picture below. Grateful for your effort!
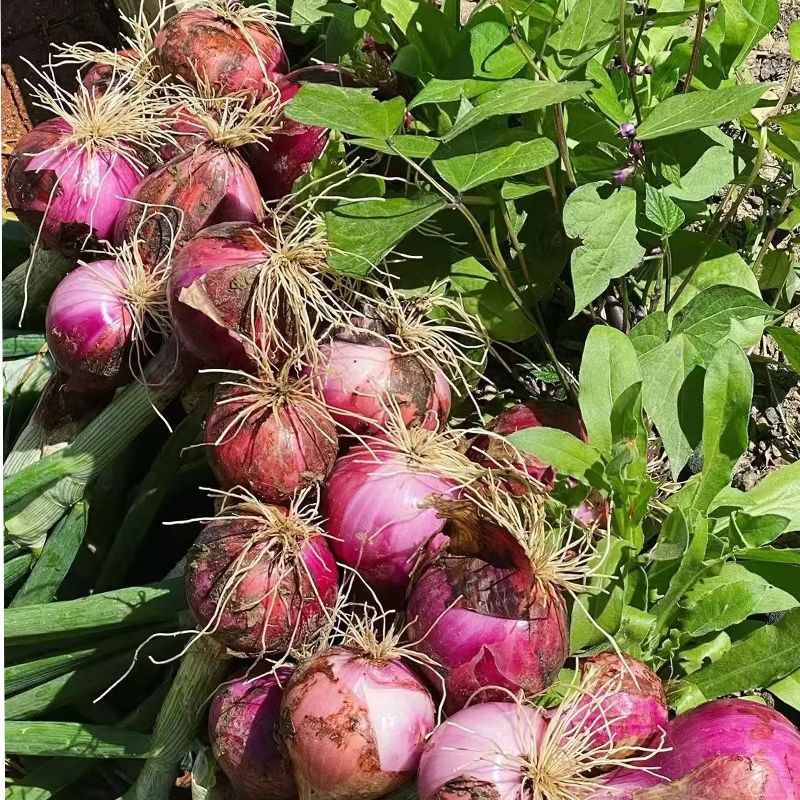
[548,0,619,70]
[644,185,685,234]
[770,669,800,710]
[350,136,439,159]
[564,183,645,314]
[789,19,800,60]
[732,512,790,548]
[637,84,770,140]
[442,80,591,141]
[433,128,558,191]
[408,78,499,108]
[578,326,642,454]
[694,341,753,511]
[286,85,406,139]
[507,427,604,484]
[326,193,447,275]
[768,325,800,374]
[685,607,800,701]
[629,312,668,358]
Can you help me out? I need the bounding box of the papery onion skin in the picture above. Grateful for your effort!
[407,533,568,713]
[279,646,435,800]
[204,382,338,505]
[322,442,460,593]
[6,118,144,256]
[114,142,264,269]
[154,7,286,98]
[569,652,668,758]
[209,667,297,800]
[185,516,338,656]
[417,701,546,800]
[314,339,451,436]
[46,259,134,392]
[591,699,800,800]
[167,221,267,370]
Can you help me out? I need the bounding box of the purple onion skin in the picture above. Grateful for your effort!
[154,7,286,98]
[209,668,297,800]
[186,516,339,656]
[245,77,328,200]
[322,442,460,593]
[204,382,338,505]
[158,104,208,162]
[407,536,568,714]
[114,143,264,270]
[167,222,268,370]
[567,653,668,758]
[279,646,436,800]
[46,259,134,392]
[592,699,800,800]
[81,48,141,97]
[418,701,547,800]
[6,118,144,257]
[313,339,451,436]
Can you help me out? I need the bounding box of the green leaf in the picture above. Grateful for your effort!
[350,135,439,159]
[432,129,558,192]
[711,461,800,533]
[644,185,685,234]
[5,722,152,759]
[685,607,800,701]
[640,334,705,478]
[738,547,800,565]
[507,427,604,484]
[564,183,645,314]
[448,257,538,342]
[442,80,591,141]
[732,512,790,548]
[716,0,780,72]
[790,20,800,60]
[326,193,447,275]
[637,84,770,140]
[285,85,406,138]
[548,0,619,70]
[585,60,628,124]
[768,325,800,373]
[694,341,753,511]
[681,563,796,638]
[672,285,778,358]
[769,669,800,710]
[3,332,47,359]
[629,312,668,358]
[578,326,642,455]
[408,78,501,108]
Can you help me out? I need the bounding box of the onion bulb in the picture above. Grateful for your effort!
[45,241,170,392]
[4,67,165,255]
[279,614,436,800]
[154,1,286,98]
[204,368,338,505]
[593,699,800,800]
[185,489,338,656]
[208,667,297,800]
[323,422,482,593]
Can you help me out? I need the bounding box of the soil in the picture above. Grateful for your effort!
[747,0,800,90]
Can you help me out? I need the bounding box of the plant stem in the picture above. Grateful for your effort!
[618,0,643,124]
[684,0,707,92]
[752,186,795,285]
[667,126,768,311]
[2,249,75,328]
[5,721,152,759]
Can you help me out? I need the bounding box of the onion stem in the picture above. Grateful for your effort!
[2,249,75,327]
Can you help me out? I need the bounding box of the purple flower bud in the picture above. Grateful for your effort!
[628,140,645,159]
[612,164,636,185]
[643,63,654,73]
[618,122,637,139]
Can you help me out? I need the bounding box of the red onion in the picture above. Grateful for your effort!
[81,48,142,97]
[208,667,297,800]
[323,426,480,593]
[154,2,286,98]
[593,699,800,799]
[204,372,338,505]
[158,104,208,162]
[185,496,339,656]
[279,644,435,800]
[6,117,144,256]
[565,653,668,758]
[407,508,569,713]
[45,243,170,392]
[418,701,546,800]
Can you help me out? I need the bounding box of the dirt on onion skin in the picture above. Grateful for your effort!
[430,777,503,800]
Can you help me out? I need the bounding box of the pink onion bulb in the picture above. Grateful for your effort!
[204,375,338,505]
[6,118,144,256]
[114,142,264,269]
[209,667,297,800]
[322,432,472,593]
[418,701,546,800]
[45,259,135,392]
[279,646,435,800]
[159,104,208,162]
[593,699,800,800]
[314,339,451,436]
[407,523,568,713]
[154,5,286,98]
[185,506,339,656]
[81,48,142,98]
